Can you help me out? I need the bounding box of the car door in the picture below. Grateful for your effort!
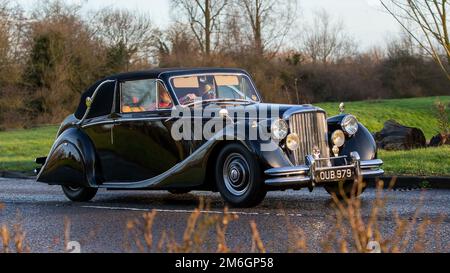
[110,78,182,182]
[81,80,118,183]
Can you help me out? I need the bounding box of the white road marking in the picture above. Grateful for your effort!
[81,205,302,217]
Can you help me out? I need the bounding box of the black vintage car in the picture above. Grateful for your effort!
[35,68,383,208]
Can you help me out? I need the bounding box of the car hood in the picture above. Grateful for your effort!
[257,103,325,119]
[220,103,326,121]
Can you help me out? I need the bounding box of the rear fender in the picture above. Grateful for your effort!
[37,127,98,187]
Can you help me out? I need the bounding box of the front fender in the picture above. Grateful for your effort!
[218,120,293,170]
[37,127,98,187]
[328,115,378,161]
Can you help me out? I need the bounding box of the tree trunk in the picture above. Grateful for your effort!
[205,0,211,56]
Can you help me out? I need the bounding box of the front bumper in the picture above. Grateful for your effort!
[264,152,384,188]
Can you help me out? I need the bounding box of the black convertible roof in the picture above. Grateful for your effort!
[106,67,249,81]
[74,67,250,119]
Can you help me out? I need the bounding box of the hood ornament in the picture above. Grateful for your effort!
[339,102,345,114]
[312,146,321,159]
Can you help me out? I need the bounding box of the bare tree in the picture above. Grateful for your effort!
[156,22,201,66]
[92,7,156,69]
[171,0,229,56]
[0,0,26,84]
[234,0,297,56]
[301,9,358,64]
[381,0,450,79]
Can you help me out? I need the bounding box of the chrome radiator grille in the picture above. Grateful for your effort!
[289,112,330,166]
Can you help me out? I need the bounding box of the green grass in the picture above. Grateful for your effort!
[0,96,449,176]
[380,147,450,176]
[317,96,450,139]
[0,125,58,173]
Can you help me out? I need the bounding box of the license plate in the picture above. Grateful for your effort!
[315,167,354,183]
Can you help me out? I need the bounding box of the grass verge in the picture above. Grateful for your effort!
[0,125,57,172]
[318,96,450,139]
[380,146,450,176]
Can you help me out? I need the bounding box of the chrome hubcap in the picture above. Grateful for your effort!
[223,153,250,196]
[68,186,81,191]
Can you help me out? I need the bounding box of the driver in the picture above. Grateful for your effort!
[179,84,216,104]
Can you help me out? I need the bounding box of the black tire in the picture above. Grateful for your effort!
[324,180,366,200]
[62,185,98,202]
[215,143,267,208]
[169,189,191,195]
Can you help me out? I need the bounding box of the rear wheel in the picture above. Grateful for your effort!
[215,144,266,208]
[62,185,98,202]
[324,180,366,200]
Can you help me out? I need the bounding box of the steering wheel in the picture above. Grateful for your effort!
[180,93,198,104]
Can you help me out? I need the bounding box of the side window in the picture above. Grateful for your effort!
[121,79,157,113]
[86,81,115,119]
[157,82,173,109]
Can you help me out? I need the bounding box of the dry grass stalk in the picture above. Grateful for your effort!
[323,178,446,253]
[250,221,266,253]
[1,224,10,253]
[125,198,239,253]
[1,223,29,253]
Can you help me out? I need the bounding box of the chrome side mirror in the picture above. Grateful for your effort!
[86,97,93,108]
[219,109,229,119]
[219,108,235,124]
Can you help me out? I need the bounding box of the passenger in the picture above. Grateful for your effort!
[159,90,173,109]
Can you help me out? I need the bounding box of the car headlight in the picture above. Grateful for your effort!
[331,130,345,147]
[286,133,300,151]
[271,119,288,140]
[341,115,359,136]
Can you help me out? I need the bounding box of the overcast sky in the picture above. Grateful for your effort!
[17,0,401,49]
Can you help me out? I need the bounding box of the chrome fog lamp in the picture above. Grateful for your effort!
[286,133,300,151]
[271,119,289,140]
[331,130,345,147]
[341,115,359,136]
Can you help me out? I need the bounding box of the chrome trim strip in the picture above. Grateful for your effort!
[78,79,116,126]
[265,176,311,186]
[360,159,384,169]
[361,169,385,177]
[81,120,116,129]
[82,115,265,128]
[265,165,310,177]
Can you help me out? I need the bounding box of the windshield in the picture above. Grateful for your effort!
[170,74,260,105]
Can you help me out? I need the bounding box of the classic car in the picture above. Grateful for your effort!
[35,68,384,208]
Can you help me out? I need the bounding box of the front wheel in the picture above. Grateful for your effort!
[62,185,98,202]
[215,144,267,208]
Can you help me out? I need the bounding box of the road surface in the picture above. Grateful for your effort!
[0,177,449,253]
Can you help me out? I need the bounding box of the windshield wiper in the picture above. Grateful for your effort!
[183,99,257,107]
